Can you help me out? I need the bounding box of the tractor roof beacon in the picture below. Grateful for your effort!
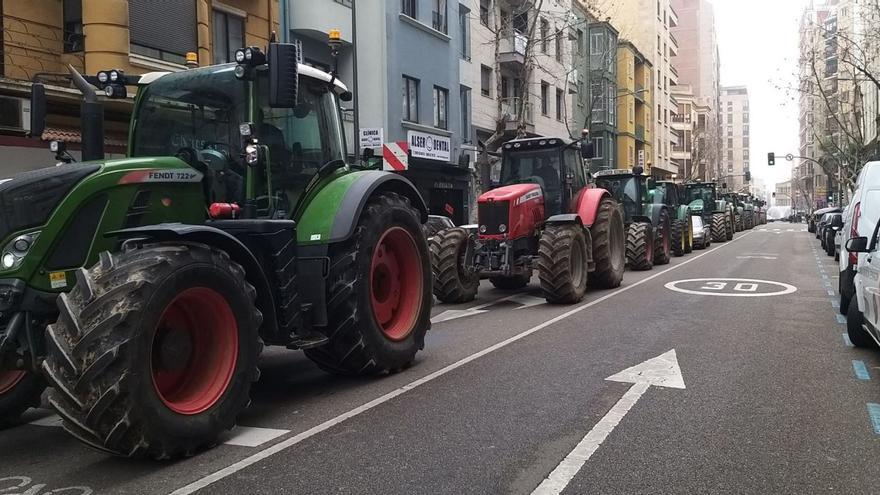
[1,43,433,459]
[430,135,626,305]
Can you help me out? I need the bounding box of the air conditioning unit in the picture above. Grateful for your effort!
[0,96,31,133]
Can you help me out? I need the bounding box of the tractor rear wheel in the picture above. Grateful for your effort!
[671,219,685,257]
[588,198,625,289]
[626,222,654,271]
[490,274,531,290]
[538,223,590,304]
[711,213,727,243]
[726,215,734,240]
[430,228,479,303]
[305,192,431,375]
[684,218,693,253]
[654,211,672,265]
[0,370,44,427]
[43,243,262,458]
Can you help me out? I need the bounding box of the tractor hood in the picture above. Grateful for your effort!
[0,163,101,246]
[479,183,543,205]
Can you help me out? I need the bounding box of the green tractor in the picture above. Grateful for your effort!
[654,181,693,256]
[0,44,433,458]
[723,192,745,232]
[684,182,733,243]
[593,167,674,271]
[738,193,757,230]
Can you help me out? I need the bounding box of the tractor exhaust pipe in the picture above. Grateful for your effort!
[67,64,104,162]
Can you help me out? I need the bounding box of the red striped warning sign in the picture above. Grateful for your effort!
[383,141,409,171]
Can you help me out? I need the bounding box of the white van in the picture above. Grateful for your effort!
[839,162,880,315]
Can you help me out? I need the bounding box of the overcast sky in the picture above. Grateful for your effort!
[713,0,811,192]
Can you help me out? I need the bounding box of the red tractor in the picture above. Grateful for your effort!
[431,137,626,304]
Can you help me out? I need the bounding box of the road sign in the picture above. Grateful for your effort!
[638,149,645,167]
[664,278,797,297]
[532,350,685,495]
[359,128,383,149]
[786,153,794,162]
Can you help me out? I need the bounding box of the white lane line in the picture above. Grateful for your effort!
[219,427,290,447]
[430,293,523,324]
[168,233,754,495]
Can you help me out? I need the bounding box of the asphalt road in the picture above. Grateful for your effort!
[2,222,879,494]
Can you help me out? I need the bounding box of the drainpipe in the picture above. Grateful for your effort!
[279,0,288,42]
[352,0,360,160]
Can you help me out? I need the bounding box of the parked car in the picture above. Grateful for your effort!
[691,215,709,249]
[840,161,880,315]
[810,206,839,233]
[844,223,880,348]
[824,212,843,257]
[815,208,842,242]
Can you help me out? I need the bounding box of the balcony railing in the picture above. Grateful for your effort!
[501,97,534,125]
[499,30,527,62]
[671,114,691,124]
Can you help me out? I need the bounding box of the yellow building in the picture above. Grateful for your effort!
[1,0,279,174]
[616,40,653,172]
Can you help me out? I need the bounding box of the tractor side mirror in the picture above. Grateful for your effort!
[268,43,299,108]
[580,140,594,159]
[846,236,870,253]
[30,82,46,138]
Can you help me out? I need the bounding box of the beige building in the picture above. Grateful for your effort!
[669,0,720,180]
[775,180,792,207]
[671,84,710,181]
[720,86,749,192]
[597,0,680,177]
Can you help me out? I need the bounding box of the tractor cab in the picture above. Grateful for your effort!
[592,167,652,223]
[683,182,718,215]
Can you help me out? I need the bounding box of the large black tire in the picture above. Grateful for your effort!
[671,219,685,257]
[711,213,727,243]
[0,371,44,427]
[654,211,672,265]
[42,243,262,458]
[538,223,589,304]
[489,274,531,290]
[430,228,479,303]
[847,300,877,348]
[725,215,734,240]
[305,193,431,375]
[587,197,625,289]
[683,218,693,254]
[626,222,654,271]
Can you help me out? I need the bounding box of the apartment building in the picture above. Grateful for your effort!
[669,0,720,181]
[0,0,279,174]
[774,180,792,208]
[671,83,711,181]
[720,86,750,193]
[616,40,653,171]
[599,0,679,177]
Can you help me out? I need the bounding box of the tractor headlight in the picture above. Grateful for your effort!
[245,144,259,166]
[479,225,487,233]
[235,49,246,63]
[499,224,508,233]
[1,232,39,270]
[97,71,109,84]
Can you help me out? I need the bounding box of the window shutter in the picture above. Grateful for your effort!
[129,0,197,55]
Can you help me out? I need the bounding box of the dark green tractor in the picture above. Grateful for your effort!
[684,182,733,243]
[654,181,693,257]
[0,44,432,458]
[594,167,673,271]
[723,193,745,232]
[738,193,757,230]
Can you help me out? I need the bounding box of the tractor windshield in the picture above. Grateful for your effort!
[595,176,641,219]
[500,149,563,211]
[685,185,716,206]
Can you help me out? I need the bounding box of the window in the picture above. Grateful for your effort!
[541,82,549,115]
[743,113,750,123]
[591,32,605,56]
[433,0,448,33]
[129,0,196,64]
[727,125,732,136]
[461,86,471,143]
[402,0,416,18]
[556,29,563,62]
[212,9,245,64]
[480,65,492,97]
[727,138,733,149]
[403,76,419,122]
[743,124,749,135]
[577,29,584,55]
[629,101,634,123]
[727,113,733,124]
[63,0,84,52]
[541,19,550,54]
[592,137,604,158]
[727,150,734,160]
[433,86,449,129]
[743,137,749,148]
[480,0,490,26]
[459,6,470,59]
[556,88,564,121]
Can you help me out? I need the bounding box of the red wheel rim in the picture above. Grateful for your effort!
[151,287,238,415]
[370,227,423,341]
[0,370,25,394]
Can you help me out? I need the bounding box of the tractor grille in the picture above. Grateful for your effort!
[479,201,510,235]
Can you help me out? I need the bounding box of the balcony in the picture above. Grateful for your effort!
[499,30,527,67]
[568,69,579,93]
[669,33,679,57]
[636,124,646,142]
[501,97,535,133]
[634,83,645,102]
[669,65,679,85]
[290,1,352,43]
[669,5,679,27]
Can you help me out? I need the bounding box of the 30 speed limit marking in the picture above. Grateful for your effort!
[664,278,797,297]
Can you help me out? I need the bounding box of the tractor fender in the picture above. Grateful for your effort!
[544,214,593,260]
[299,170,428,246]
[107,223,281,342]
[642,204,664,226]
[572,188,612,228]
[631,215,652,225]
[546,213,581,224]
[676,205,691,220]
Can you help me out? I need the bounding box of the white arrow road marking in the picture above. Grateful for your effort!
[431,292,546,323]
[430,308,490,324]
[532,350,685,495]
[510,294,548,309]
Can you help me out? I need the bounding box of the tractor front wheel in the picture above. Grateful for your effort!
[684,218,694,253]
[0,370,44,427]
[43,243,262,458]
[305,192,431,375]
[588,198,625,289]
[726,215,734,240]
[711,213,727,243]
[671,219,684,257]
[626,222,654,271]
[430,228,479,303]
[538,223,590,304]
[654,212,672,265]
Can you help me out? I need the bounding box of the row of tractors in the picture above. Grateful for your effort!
[429,140,767,305]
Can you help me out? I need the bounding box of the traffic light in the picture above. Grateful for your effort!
[768,152,775,166]
[772,192,776,198]
[745,170,751,182]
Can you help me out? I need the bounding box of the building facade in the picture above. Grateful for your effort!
[1,0,279,175]
[616,40,653,171]
[576,17,619,171]
[669,0,720,181]
[720,86,750,192]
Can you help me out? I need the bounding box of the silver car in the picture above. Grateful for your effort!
[692,216,709,249]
